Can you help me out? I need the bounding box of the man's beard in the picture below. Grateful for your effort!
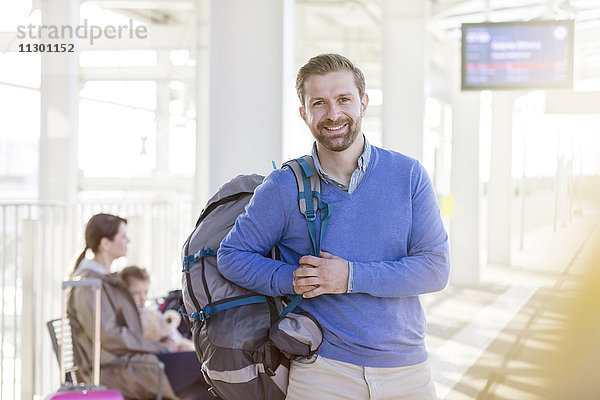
[311,117,361,152]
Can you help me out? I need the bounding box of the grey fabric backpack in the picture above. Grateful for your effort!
[180,156,331,400]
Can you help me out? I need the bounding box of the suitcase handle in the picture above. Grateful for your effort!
[62,279,102,386]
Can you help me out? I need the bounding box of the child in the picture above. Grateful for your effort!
[120,265,150,312]
[120,266,193,351]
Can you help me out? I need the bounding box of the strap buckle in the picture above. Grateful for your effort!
[305,209,316,222]
[202,305,214,320]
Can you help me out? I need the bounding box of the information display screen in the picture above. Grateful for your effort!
[461,20,574,90]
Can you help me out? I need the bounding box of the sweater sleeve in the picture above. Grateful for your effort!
[351,162,450,297]
[217,170,297,297]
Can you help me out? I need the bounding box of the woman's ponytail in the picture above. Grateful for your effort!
[73,213,126,278]
[71,246,88,278]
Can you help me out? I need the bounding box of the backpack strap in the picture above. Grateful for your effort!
[285,156,320,220]
[181,248,219,323]
[284,155,332,258]
[281,155,333,317]
[181,294,268,322]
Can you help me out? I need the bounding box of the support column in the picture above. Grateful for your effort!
[193,0,210,214]
[281,0,296,163]
[487,93,515,265]
[36,2,79,397]
[450,91,482,286]
[21,220,38,400]
[38,0,79,204]
[449,34,481,286]
[209,0,294,193]
[156,52,170,174]
[381,0,428,160]
[283,3,311,162]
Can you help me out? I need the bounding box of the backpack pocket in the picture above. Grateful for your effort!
[268,312,322,359]
[206,300,271,350]
[194,301,288,400]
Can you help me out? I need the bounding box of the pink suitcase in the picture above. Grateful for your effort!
[46,385,122,399]
[46,280,124,400]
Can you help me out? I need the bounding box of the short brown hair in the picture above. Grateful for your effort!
[295,54,366,106]
[120,265,150,285]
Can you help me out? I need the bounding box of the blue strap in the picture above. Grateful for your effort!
[306,217,319,257]
[318,201,332,252]
[285,156,333,317]
[179,308,201,320]
[182,248,218,272]
[191,248,218,260]
[296,158,319,257]
[296,157,315,178]
[180,296,267,321]
[280,294,303,318]
[192,295,267,321]
[312,191,332,247]
[300,171,316,222]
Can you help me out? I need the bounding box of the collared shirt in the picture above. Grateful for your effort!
[311,134,372,195]
[311,134,372,293]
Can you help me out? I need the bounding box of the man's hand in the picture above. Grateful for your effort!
[293,251,349,298]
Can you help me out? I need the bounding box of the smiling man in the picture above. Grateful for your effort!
[218,54,450,399]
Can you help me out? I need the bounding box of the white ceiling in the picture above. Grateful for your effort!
[91,0,600,91]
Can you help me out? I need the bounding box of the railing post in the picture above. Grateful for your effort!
[21,219,38,400]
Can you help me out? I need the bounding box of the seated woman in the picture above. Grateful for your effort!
[67,213,178,399]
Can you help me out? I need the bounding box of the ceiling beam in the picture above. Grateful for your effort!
[79,175,193,192]
[87,0,193,11]
[80,65,194,80]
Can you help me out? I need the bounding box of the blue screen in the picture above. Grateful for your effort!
[461,21,574,90]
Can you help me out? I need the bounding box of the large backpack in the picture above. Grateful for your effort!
[180,156,331,400]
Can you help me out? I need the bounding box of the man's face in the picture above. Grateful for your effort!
[299,70,368,152]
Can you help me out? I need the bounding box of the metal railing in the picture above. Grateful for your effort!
[0,199,193,399]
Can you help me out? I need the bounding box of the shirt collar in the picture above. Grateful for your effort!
[357,135,371,172]
[311,134,371,178]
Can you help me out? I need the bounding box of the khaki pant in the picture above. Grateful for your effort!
[286,355,437,400]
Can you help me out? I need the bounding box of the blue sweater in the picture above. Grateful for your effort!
[218,146,450,368]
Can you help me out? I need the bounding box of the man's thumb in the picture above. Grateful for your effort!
[320,251,334,259]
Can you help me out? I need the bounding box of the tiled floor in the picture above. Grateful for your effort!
[424,215,600,399]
